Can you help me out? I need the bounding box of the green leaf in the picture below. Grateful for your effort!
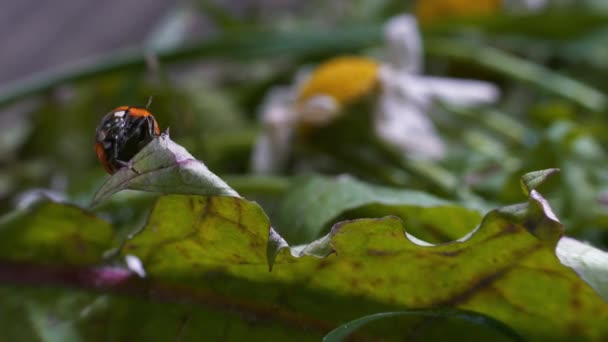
[267,186,608,339]
[424,12,608,39]
[559,26,608,71]
[323,309,525,342]
[1,174,607,340]
[0,202,113,265]
[520,168,560,196]
[120,195,270,277]
[276,175,482,245]
[0,286,320,341]
[91,134,238,206]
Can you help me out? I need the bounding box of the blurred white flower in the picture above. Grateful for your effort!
[504,0,549,11]
[252,88,298,173]
[252,14,499,174]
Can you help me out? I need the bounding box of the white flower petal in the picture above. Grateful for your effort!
[298,95,340,126]
[384,14,423,74]
[376,68,445,159]
[252,132,291,174]
[259,87,297,126]
[420,77,500,106]
[375,99,446,159]
[374,57,500,160]
[251,87,297,174]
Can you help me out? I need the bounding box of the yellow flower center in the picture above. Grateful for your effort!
[415,0,501,25]
[297,56,380,106]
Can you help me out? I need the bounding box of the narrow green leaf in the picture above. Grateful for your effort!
[426,38,608,111]
[0,26,382,108]
[425,12,608,39]
[323,309,525,342]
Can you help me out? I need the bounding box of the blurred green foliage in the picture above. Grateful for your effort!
[1,1,608,340]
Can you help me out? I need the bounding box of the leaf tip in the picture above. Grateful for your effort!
[520,168,560,196]
[266,226,289,272]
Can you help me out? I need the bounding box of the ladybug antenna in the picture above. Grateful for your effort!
[146,96,153,109]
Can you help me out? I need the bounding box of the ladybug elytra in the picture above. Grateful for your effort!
[95,106,160,174]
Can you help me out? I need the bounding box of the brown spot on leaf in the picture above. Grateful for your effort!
[67,233,87,255]
[367,249,400,256]
[386,296,398,305]
[212,211,249,234]
[370,277,384,287]
[567,321,585,337]
[200,197,212,218]
[233,197,243,227]
[523,217,542,236]
[570,282,583,311]
[436,243,544,306]
[316,259,331,270]
[175,245,191,260]
[249,239,261,250]
[480,223,520,244]
[437,249,463,257]
[436,269,508,307]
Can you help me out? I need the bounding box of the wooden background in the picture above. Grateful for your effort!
[0,0,174,85]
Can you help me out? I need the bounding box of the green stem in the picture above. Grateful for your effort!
[370,137,458,196]
[441,104,529,145]
[3,26,603,113]
[222,174,292,196]
[314,144,410,187]
[0,26,382,108]
[400,158,459,195]
[202,128,259,155]
[372,140,495,209]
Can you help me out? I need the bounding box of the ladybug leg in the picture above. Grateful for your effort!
[110,140,139,174]
[128,116,155,143]
[115,159,141,174]
[146,116,156,137]
[112,139,121,164]
[130,117,149,137]
[108,146,139,174]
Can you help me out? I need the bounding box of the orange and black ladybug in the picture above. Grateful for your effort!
[95,106,160,174]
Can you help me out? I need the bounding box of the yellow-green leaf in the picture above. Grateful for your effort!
[0,202,113,265]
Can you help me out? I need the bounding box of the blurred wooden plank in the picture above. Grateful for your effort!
[0,0,174,85]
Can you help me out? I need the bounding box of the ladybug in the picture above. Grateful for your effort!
[95,106,160,174]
